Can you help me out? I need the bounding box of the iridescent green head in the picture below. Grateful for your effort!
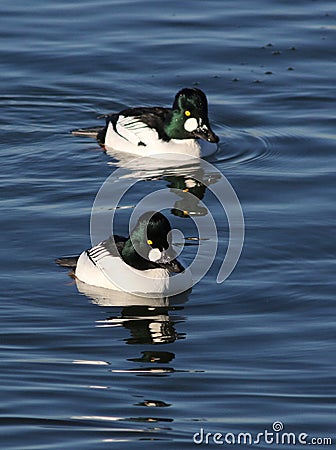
[165,88,219,143]
[121,211,183,273]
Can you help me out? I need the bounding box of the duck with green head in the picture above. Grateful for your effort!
[56,211,192,296]
[72,88,219,158]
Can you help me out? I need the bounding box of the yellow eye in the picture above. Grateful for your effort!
[147,239,153,245]
[185,110,191,116]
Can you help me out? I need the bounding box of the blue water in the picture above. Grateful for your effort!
[1,1,335,448]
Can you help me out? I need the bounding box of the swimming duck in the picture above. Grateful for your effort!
[56,211,192,296]
[72,88,219,157]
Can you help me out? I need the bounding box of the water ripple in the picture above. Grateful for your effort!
[210,124,271,167]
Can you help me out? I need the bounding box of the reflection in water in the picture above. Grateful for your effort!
[107,151,199,176]
[108,154,221,219]
[72,414,173,425]
[128,351,175,364]
[76,280,189,345]
[135,400,171,408]
[100,306,185,345]
[72,268,190,435]
[110,367,176,375]
[124,416,173,423]
[165,174,209,218]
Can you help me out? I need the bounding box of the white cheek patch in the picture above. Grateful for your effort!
[185,178,197,189]
[184,117,198,132]
[148,248,162,262]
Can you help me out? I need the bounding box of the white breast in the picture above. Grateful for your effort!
[104,121,217,158]
[75,250,192,296]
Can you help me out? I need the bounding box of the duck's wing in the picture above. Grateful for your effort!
[83,235,129,284]
[108,107,171,146]
[56,235,126,270]
[86,235,127,266]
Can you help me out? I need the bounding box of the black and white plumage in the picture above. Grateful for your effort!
[56,212,192,296]
[72,88,219,157]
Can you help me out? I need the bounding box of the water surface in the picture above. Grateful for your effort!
[1,0,335,448]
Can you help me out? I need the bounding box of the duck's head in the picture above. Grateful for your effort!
[166,88,219,143]
[121,211,184,273]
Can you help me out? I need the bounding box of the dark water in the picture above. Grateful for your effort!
[1,0,335,448]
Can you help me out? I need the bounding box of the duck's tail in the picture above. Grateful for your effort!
[71,126,104,138]
[55,256,79,269]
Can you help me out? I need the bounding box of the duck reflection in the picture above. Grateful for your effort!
[134,399,171,408]
[129,351,175,364]
[101,305,184,345]
[165,174,208,218]
[76,279,189,345]
[72,274,188,432]
[107,153,221,220]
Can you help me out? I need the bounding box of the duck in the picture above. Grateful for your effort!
[72,88,219,158]
[56,211,192,296]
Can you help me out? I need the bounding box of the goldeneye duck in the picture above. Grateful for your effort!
[72,88,219,158]
[56,211,192,296]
